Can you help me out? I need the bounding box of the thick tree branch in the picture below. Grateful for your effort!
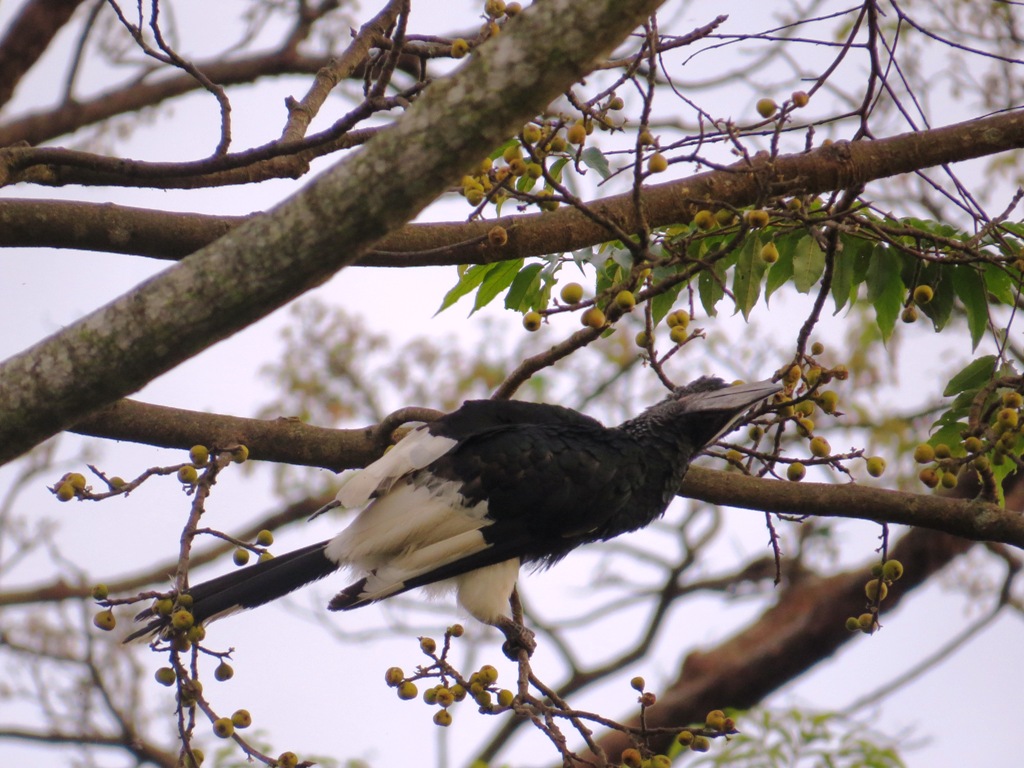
[66,399,1024,549]
[677,467,1024,548]
[2,110,1022,261]
[0,0,87,110]
[0,0,669,465]
[588,525,975,762]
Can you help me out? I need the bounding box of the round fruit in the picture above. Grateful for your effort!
[1002,391,1023,408]
[647,152,668,173]
[691,736,711,752]
[581,307,606,329]
[189,445,209,465]
[522,124,542,144]
[255,529,274,547]
[277,753,299,768]
[155,667,176,686]
[448,623,464,637]
[811,341,825,355]
[787,462,806,482]
[498,688,515,707]
[55,483,76,502]
[918,467,940,488]
[630,676,645,691]
[397,681,418,700]
[232,548,250,566]
[92,584,109,600]
[258,552,274,563]
[488,225,509,246]
[384,667,405,687]
[791,90,809,107]
[666,309,690,329]
[857,613,875,632]
[478,665,499,685]
[845,616,861,632]
[451,38,470,58]
[746,209,770,228]
[901,306,918,323]
[560,282,584,304]
[212,718,234,739]
[964,436,984,453]
[214,662,234,681]
[705,709,726,730]
[614,290,636,310]
[484,0,505,18]
[882,559,904,581]
[865,579,888,601]
[177,466,199,484]
[93,609,116,631]
[756,98,778,118]
[816,389,839,414]
[998,408,1019,428]
[419,637,437,654]
[677,730,694,746]
[912,443,935,463]
[809,436,831,458]
[608,95,625,110]
[435,687,455,707]
[760,242,779,263]
[634,331,651,348]
[866,456,886,477]
[934,443,952,459]
[669,325,689,344]
[913,284,934,304]
[522,311,542,332]
[231,445,249,463]
[621,748,642,768]
[231,709,252,728]
[66,472,87,491]
[941,471,958,489]
[566,122,587,145]
[433,709,453,727]
[693,209,714,229]
[171,609,194,631]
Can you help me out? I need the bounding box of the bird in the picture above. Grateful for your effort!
[125,375,780,654]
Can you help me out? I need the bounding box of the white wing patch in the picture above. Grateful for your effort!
[335,426,457,508]
[325,480,489,570]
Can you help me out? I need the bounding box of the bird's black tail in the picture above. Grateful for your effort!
[124,540,337,641]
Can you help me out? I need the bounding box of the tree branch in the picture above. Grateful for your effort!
[0,0,670,465]
[2,111,1022,261]
[65,399,1024,549]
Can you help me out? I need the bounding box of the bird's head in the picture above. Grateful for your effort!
[637,376,782,448]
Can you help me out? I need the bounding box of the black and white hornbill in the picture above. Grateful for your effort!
[126,376,779,652]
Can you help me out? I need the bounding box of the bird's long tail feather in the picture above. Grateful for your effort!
[124,540,337,641]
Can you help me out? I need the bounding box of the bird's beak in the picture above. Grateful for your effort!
[690,379,782,413]
[688,379,782,446]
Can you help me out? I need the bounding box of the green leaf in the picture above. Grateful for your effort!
[984,262,1018,306]
[472,259,523,314]
[952,265,988,350]
[436,264,490,314]
[832,233,873,313]
[504,263,543,311]
[698,261,726,317]
[732,234,767,320]
[917,266,954,331]
[792,235,826,293]
[943,355,997,396]
[865,245,904,342]
[764,232,798,301]
[548,156,570,184]
[581,146,612,179]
